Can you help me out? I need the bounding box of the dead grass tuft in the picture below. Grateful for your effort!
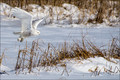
[15,37,120,74]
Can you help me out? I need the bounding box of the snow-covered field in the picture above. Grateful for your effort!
[0,3,120,80]
[0,15,120,79]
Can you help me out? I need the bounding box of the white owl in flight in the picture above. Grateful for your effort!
[10,7,46,42]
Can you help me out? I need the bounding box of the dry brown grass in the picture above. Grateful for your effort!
[89,65,120,76]
[1,0,120,24]
[14,37,120,74]
[0,51,5,66]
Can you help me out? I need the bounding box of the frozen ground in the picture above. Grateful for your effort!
[0,15,120,79]
[0,3,120,80]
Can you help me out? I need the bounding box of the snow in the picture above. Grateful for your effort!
[0,3,120,80]
[0,65,11,72]
[70,57,119,73]
[1,57,119,79]
[0,3,120,27]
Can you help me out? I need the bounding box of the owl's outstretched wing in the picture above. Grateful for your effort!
[32,16,48,29]
[11,7,33,32]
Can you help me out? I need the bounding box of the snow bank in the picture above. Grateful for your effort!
[0,3,120,27]
[1,57,119,79]
[67,57,119,73]
[0,3,12,16]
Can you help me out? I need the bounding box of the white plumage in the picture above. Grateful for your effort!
[11,7,44,42]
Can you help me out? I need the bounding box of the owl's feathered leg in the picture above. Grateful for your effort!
[17,37,24,42]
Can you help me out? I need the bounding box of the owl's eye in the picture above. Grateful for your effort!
[13,16,16,18]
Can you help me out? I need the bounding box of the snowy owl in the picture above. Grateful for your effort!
[10,7,45,42]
